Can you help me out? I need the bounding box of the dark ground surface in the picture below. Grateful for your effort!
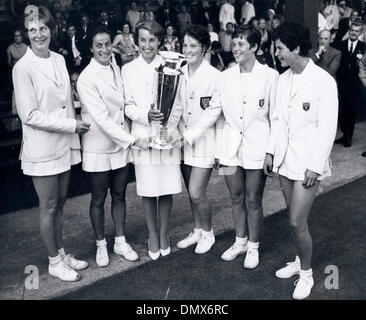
[55,176,366,300]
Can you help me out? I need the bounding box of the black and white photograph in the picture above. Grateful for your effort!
[0,0,365,306]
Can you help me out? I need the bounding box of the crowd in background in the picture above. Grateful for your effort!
[3,0,366,149]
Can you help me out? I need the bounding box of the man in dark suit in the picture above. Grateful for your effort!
[335,20,366,147]
[155,1,177,29]
[60,23,90,73]
[309,29,341,78]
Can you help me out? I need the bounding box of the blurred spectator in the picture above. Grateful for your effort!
[241,0,255,25]
[209,40,225,71]
[358,53,366,157]
[78,12,91,41]
[208,22,219,43]
[219,21,234,66]
[155,0,177,29]
[249,16,259,30]
[54,11,67,50]
[70,71,81,115]
[112,22,138,66]
[140,1,154,22]
[319,3,327,33]
[337,8,359,42]
[60,22,88,73]
[7,28,27,129]
[226,56,237,68]
[258,17,271,53]
[162,25,180,52]
[266,9,275,32]
[309,29,341,78]
[196,0,213,28]
[177,5,192,36]
[125,1,141,34]
[338,0,352,19]
[256,43,274,68]
[219,0,236,31]
[7,29,27,69]
[324,0,340,30]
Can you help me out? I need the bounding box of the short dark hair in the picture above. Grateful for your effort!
[184,24,211,53]
[136,20,165,42]
[273,22,312,57]
[232,25,261,52]
[88,24,112,48]
[351,18,364,29]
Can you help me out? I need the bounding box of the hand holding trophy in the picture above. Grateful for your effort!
[150,51,185,149]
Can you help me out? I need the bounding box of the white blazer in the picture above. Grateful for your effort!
[77,58,134,154]
[12,47,80,162]
[270,59,338,175]
[169,60,221,163]
[122,54,163,140]
[217,61,279,162]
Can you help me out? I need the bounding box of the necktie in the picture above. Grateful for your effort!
[350,41,354,54]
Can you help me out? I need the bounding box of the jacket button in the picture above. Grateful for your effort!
[121,122,124,126]
[240,116,243,120]
[62,106,66,109]
[120,108,122,111]
[188,112,191,115]
[185,125,187,129]
[240,131,243,135]
[243,101,246,104]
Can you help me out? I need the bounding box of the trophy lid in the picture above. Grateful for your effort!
[159,51,185,63]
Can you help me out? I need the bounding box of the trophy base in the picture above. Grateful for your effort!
[149,141,173,150]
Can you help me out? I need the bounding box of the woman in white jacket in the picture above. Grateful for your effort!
[171,25,221,255]
[122,21,182,260]
[216,25,279,267]
[13,6,90,282]
[77,25,149,268]
[265,22,338,300]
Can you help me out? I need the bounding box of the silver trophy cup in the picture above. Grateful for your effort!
[150,51,185,149]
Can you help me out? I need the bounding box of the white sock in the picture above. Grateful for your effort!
[194,228,202,234]
[115,236,126,244]
[49,254,62,266]
[235,236,248,245]
[58,248,66,257]
[202,229,214,237]
[300,268,313,277]
[247,241,259,250]
[96,238,107,246]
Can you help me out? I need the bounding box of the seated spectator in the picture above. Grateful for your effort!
[112,22,139,66]
[177,5,192,36]
[7,29,27,69]
[208,22,219,43]
[125,1,141,34]
[161,25,180,52]
[7,28,27,130]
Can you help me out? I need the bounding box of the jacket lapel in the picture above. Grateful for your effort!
[27,48,62,86]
